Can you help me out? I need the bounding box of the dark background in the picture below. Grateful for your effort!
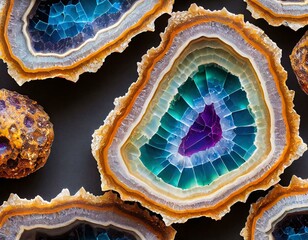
[0,1,307,239]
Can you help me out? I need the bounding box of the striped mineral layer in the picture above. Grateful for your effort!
[0,189,176,240]
[92,4,307,225]
[0,0,173,84]
[244,0,308,30]
[241,176,308,240]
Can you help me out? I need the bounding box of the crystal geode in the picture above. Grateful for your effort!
[0,189,176,240]
[241,176,308,240]
[244,0,308,30]
[92,4,306,225]
[290,30,308,94]
[0,89,54,179]
[0,0,174,85]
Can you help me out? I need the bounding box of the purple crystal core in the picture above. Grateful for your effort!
[0,137,10,154]
[178,104,222,157]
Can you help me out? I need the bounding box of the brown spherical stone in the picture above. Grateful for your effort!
[0,89,54,178]
[290,30,308,95]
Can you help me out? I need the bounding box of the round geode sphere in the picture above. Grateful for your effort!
[0,89,54,178]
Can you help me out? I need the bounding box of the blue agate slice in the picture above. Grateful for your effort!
[28,0,138,54]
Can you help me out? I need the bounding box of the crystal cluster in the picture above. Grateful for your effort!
[0,0,173,84]
[242,177,308,240]
[244,0,308,30]
[0,89,54,179]
[0,189,175,240]
[92,4,306,224]
[28,0,138,54]
[290,30,308,94]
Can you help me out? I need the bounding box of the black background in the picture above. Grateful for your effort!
[0,1,307,239]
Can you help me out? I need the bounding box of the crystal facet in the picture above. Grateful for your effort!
[178,103,223,157]
[28,0,138,54]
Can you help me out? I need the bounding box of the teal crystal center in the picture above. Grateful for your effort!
[139,64,257,190]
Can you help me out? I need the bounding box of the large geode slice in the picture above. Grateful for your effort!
[244,0,308,30]
[0,189,176,240]
[92,4,307,225]
[241,176,308,240]
[290,30,308,94]
[0,0,173,85]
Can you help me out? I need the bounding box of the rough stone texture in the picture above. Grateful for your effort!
[291,30,308,94]
[0,89,54,178]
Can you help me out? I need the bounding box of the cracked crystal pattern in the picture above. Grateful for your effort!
[0,0,174,84]
[139,64,256,189]
[273,213,308,240]
[28,0,137,54]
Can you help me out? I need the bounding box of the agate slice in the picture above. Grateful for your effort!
[244,0,308,30]
[241,176,308,240]
[290,30,308,94]
[0,0,173,85]
[92,4,306,225]
[0,189,176,240]
[0,89,54,179]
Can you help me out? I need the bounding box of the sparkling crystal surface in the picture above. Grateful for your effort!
[28,0,138,53]
[139,64,257,189]
[273,213,308,240]
[179,103,222,157]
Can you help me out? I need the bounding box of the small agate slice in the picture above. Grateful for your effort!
[0,189,176,240]
[244,0,308,30]
[92,4,306,224]
[290,30,308,94]
[0,0,173,85]
[0,89,54,179]
[241,176,308,240]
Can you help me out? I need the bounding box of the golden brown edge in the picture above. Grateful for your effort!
[241,176,308,239]
[0,188,176,240]
[245,0,308,31]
